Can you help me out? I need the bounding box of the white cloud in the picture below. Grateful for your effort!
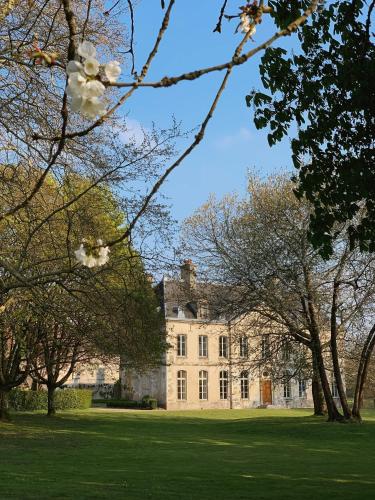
[119,118,149,147]
[215,127,253,150]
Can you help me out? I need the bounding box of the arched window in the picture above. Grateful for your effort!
[219,370,228,400]
[177,370,187,400]
[240,370,249,399]
[199,370,208,400]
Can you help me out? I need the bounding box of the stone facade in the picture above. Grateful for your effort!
[121,261,316,410]
[64,360,119,399]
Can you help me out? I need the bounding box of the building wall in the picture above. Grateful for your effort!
[122,365,167,406]
[65,360,119,399]
[164,318,314,410]
[119,317,315,410]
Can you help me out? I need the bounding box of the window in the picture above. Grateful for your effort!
[177,334,187,356]
[199,335,208,357]
[219,336,228,358]
[199,370,208,400]
[332,380,339,398]
[298,379,306,398]
[261,335,270,359]
[219,370,228,400]
[177,370,187,400]
[240,371,249,399]
[240,336,249,357]
[283,373,291,398]
[72,372,80,385]
[96,368,105,385]
[282,341,291,361]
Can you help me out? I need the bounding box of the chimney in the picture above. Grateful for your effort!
[180,259,197,289]
[145,273,154,284]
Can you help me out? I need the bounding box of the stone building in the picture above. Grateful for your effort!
[121,260,318,410]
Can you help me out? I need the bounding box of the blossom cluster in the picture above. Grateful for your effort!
[240,13,256,36]
[74,239,110,268]
[239,1,259,36]
[66,41,121,119]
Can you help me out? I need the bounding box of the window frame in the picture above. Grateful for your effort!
[332,380,339,398]
[219,370,229,400]
[240,370,249,399]
[261,335,270,359]
[199,370,208,400]
[177,334,187,357]
[298,379,306,398]
[198,335,208,357]
[283,374,292,399]
[177,370,187,400]
[239,336,249,358]
[219,335,228,358]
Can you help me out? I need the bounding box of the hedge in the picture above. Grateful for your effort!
[106,400,140,409]
[105,398,158,409]
[9,389,92,411]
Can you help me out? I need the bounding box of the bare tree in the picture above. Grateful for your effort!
[182,175,375,422]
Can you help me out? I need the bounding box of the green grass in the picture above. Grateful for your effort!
[1,408,375,499]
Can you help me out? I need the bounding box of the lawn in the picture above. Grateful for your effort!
[1,408,375,500]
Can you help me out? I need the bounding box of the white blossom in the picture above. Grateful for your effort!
[74,244,87,264]
[77,41,96,59]
[240,13,256,36]
[67,72,87,97]
[67,41,121,120]
[80,97,106,119]
[66,60,83,75]
[83,57,100,76]
[81,80,105,99]
[105,60,121,83]
[70,96,83,112]
[74,239,110,268]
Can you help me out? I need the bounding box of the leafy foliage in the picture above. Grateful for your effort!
[247,1,375,256]
[9,389,92,411]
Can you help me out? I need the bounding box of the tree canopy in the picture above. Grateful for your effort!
[247,0,375,256]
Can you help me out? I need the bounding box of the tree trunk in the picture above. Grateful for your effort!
[304,267,343,422]
[47,386,56,416]
[331,337,352,420]
[0,389,10,421]
[313,342,343,421]
[352,326,375,422]
[312,353,326,416]
[330,282,352,420]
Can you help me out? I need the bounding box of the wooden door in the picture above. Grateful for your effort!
[262,380,272,405]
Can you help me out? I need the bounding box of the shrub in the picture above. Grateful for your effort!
[9,389,47,410]
[8,389,92,411]
[106,400,140,409]
[55,389,92,410]
[141,395,158,409]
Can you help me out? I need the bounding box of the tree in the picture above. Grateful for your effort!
[0,1,322,293]
[247,0,375,256]
[0,292,41,420]
[182,175,375,421]
[0,168,164,418]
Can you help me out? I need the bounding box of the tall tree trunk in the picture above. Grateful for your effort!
[312,352,326,416]
[330,282,352,420]
[0,389,10,421]
[304,267,343,422]
[352,326,375,421]
[312,340,343,421]
[47,386,56,416]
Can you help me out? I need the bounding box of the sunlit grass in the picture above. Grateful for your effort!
[1,408,375,499]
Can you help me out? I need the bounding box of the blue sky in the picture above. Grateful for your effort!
[118,1,300,225]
